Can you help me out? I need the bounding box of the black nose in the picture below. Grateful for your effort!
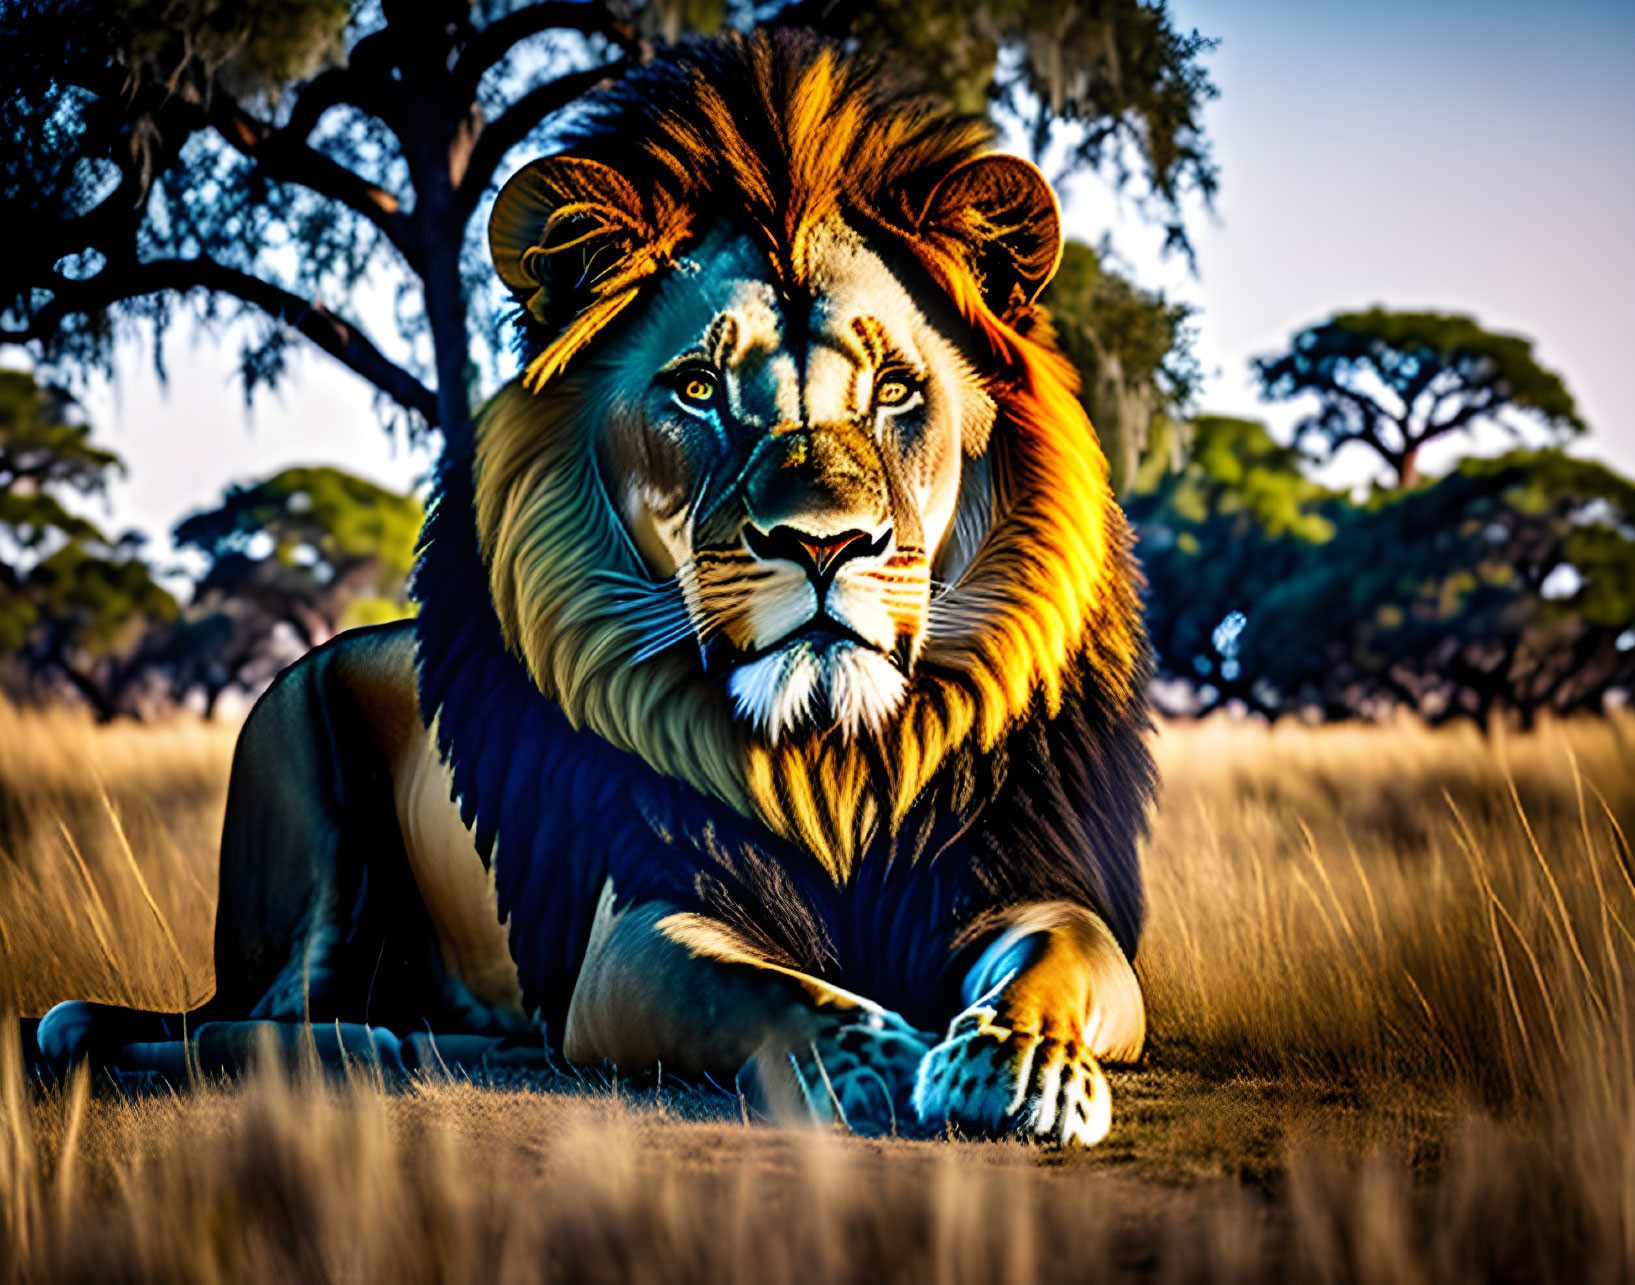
[744,524,890,583]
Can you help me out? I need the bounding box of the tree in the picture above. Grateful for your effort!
[797,0,1219,257]
[1253,309,1585,489]
[166,464,420,711]
[1131,428,1635,725]
[0,368,176,717]
[1126,414,1340,715]
[0,0,1219,457]
[1040,240,1198,496]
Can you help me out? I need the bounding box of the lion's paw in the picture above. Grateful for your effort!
[911,1005,1112,1148]
[753,1003,935,1135]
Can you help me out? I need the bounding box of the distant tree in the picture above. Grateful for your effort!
[0,369,176,717]
[1133,432,1635,724]
[0,0,1219,457]
[166,464,420,711]
[1126,414,1339,714]
[1349,450,1635,725]
[1253,310,1585,489]
[1040,240,1198,496]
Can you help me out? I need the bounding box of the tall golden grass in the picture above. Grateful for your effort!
[0,701,234,1015]
[3,702,1634,1281]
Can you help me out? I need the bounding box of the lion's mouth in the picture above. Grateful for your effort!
[740,614,883,664]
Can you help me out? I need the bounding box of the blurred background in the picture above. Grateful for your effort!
[1,0,1631,724]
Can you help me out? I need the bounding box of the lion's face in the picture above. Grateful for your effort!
[588,221,994,741]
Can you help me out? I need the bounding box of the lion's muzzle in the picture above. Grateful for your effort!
[741,420,890,541]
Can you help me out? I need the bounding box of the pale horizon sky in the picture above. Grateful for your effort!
[33,1,1635,574]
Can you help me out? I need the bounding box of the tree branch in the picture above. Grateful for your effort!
[453,1,644,99]
[282,31,403,142]
[1423,385,1503,443]
[8,257,438,425]
[1304,424,1384,456]
[209,96,421,268]
[1327,380,1395,438]
[282,66,366,140]
[454,59,629,217]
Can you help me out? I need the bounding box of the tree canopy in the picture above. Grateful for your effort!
[137,464,423,715]
[0,0,1220,458]
[174,463,421,642]
[1038,240,1198,496]
[1131,426,1635,725]
[1253,309,1585,489]
[801,0,1218,256]
[0,368,176,717]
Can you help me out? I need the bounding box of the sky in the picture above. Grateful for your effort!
[64,0,1635,573]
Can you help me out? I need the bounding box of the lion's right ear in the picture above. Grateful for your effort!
[489,156,652,328]
[917,154,1062,323]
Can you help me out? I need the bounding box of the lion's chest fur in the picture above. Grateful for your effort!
[410,454,1151,1034]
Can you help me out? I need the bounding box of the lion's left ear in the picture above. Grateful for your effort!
[490,155,654,327]
[491,154,691,388]
[918,155,1062,321]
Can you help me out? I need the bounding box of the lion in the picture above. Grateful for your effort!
[39,31,1155,1147]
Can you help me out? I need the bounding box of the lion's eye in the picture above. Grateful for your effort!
[679,373,717,404]
[875,373,917,408]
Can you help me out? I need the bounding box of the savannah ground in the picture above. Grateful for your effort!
[2,701,1634,1281]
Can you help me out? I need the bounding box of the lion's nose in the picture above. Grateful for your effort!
[745,523,891,584]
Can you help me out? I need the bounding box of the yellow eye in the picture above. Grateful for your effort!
[681,374,716,403]
[876,377,910,406]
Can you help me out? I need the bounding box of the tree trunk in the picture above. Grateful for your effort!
[379,1,478,461]
[424,238,475,458]
[53,657,118,722]
[398,85,475,459]
[1397,446,1420,490]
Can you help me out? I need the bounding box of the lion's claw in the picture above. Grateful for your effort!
[911,1005,1112,1147]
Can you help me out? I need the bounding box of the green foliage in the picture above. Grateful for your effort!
[151,464,421,713]
[0,368,176,716]
[1254,308,1585,489]
[175,464,422,638]
[0,380,421,719]
[1132,434,1635,724]
[1134,414,1337,541]
[119,0,351,105]
[1039,240,1198,495]
[26,535,177,656]
[176,465,420,588]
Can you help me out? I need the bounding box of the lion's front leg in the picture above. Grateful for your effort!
[912,903,1145,1148]
[563,881,933,1131]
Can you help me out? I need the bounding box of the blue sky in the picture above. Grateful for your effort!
[1069,0,1635,486]
[73,1,1635,569]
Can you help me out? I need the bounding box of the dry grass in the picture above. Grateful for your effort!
[0,702,234,1015]
[4,702,1635,1281]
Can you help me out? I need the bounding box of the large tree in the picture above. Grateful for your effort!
[0,0,1218,459]
[1253,309,1585,489]
[162,464,421,711]
[1126,414,1340,715]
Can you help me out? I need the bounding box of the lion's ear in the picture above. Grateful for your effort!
[489,155,652,326]
[919,155,1062,320]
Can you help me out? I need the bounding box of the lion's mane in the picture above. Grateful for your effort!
[414,32,1156,1034]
